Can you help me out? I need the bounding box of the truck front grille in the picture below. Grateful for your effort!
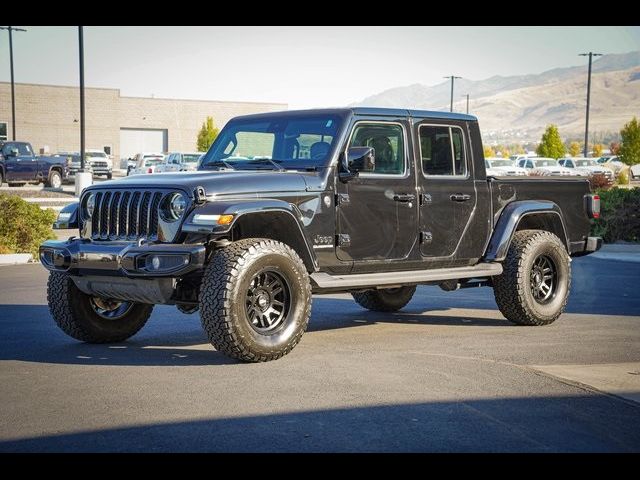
[91,161,109,169]
[90,189,163,240]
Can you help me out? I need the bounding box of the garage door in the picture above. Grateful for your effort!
[120,129,167,161]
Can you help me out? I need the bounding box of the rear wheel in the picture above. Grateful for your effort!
[352,286,416,312]
[199,238,312,362]
[493,230,570,326]
[47,271,153,342]
[46,170,62,189]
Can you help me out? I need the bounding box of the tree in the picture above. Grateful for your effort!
[619,117,640,166]
[610,141,621,155]
[197,117,219,152]
[592,143,604,157]
[536,125,565,159]
[483,145,495,158]
[569,141,581,157]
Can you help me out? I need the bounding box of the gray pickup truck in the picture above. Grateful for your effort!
[0,141,68,188]
[40,108,601,362]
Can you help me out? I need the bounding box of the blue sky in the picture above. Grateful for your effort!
[1,26,639,109]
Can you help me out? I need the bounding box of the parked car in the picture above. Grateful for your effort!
[85,149,113,179]
[156,152,203,173]
[485,157,528,176]
[41,107,601,363]
[0,141,68,188]
[518,157,574,176]
[127,153,165,175]
[631,163,640,180]
[596,155,624,174]
[558,157,614,182]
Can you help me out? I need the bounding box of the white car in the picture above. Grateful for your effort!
[127,153,165,176]
[518,157,574,176]
[485,157,528,176]
[558,157,614,182]
[631,163,640,180]
[85,149,113,179]
[596,155,625,174]
[156,152,203,173]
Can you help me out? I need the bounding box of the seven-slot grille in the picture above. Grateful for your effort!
[89,190,164,240]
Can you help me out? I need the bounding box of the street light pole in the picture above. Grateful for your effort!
[78,26,86,172]
[0,26,27,140]
[444,76,461,112]
[462,94,470,114]
[579,52,602,157]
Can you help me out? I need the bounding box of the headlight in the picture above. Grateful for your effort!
[162,192,187,221]
[85,193,96,218]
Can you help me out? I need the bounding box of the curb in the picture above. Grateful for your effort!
[0,253,33,266]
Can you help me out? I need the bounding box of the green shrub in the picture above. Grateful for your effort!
[591,187,640,243]
[0,193,57,257]
[617,168,629,185]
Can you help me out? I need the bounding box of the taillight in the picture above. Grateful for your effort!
[585,194,600,219]
[148,168,153,174]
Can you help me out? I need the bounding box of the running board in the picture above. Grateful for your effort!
[310,263,503,291]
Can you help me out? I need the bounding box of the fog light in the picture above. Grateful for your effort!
[145,254,190,272]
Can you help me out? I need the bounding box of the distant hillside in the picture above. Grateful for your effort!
[353,51,640,143]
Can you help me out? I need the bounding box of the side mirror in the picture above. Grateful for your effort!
[7,147,19,157]
[348,147,375,173]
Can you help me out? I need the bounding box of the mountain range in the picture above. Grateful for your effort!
[353,51,640,144]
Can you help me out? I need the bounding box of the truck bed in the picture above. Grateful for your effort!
[488,177,592,246]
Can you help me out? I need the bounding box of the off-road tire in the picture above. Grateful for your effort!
[199,238,312,362]
[46,170,62,188]
[352,286,417,312]
[107,173,113,180]
[493,230,571,326]
[47,271,153,342]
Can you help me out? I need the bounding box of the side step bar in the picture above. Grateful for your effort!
[310,263,503,292]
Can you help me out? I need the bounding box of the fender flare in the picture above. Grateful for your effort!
[483,200,569,262]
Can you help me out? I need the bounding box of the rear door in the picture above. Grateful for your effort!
[416,123,477,260]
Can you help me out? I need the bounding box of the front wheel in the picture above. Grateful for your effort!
[199,238,312,362]
[47,272,153,342]
[107,173,113,179]
[493,230,571,326]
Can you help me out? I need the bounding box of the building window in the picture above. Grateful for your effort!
[0,122,7,142]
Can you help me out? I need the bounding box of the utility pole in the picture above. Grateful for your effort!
[444,76,461,112]
[462,94,470,114]
[0,26,27,140]
[579,52,603,157]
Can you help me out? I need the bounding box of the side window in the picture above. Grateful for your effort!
[526,160,534,169]
[18,143,32,156]
[349,123,405,175]
[567,161,574,168]
[420,125,467,176]
[0,122,7,142]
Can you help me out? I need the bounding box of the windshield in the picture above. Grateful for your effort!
[534,159,559,167]
[143,157,163,166]
[201,114,343,170]
[576,159,596,167]
[183,154,201,163]
[87,152,107,158]
[489,160,514,168]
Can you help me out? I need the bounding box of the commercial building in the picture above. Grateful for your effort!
[0,82,287,164]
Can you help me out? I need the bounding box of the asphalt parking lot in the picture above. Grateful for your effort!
[0,252,639,452]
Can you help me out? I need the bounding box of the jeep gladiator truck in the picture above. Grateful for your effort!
[40,108,602,362]
[0,141,68,188]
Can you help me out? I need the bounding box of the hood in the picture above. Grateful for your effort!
[92,170,312,196]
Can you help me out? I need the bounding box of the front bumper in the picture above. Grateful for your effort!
[39,238,206,277]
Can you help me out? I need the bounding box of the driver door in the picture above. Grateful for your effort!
[335,121,417,263]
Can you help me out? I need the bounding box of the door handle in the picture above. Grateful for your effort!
[450,194,471,202]
[393,193,415,203]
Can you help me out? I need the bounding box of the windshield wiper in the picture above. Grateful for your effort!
[247,158,286,172]
[202,160,236,170]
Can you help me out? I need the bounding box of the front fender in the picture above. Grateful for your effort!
[53,202,80,230]
[483,200,569,262]
[182,198,303,234]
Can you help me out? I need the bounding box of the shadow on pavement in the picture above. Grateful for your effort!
[1,395,639,452]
